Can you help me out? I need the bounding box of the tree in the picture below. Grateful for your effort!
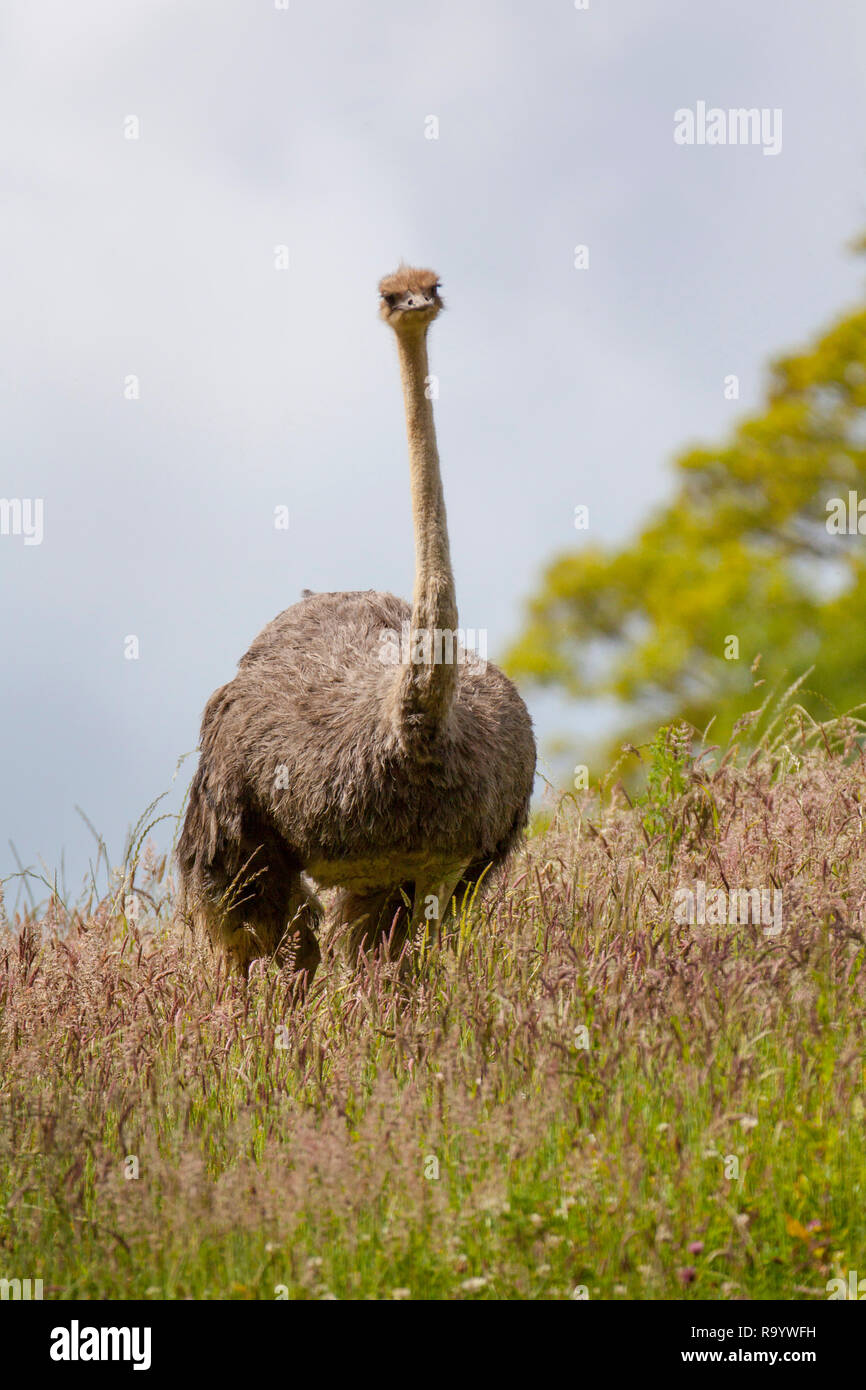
[507,252,866,769]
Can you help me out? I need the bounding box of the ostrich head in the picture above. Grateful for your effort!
[378,265,443,331]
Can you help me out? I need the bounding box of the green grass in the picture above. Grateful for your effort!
[2,713,866,1300]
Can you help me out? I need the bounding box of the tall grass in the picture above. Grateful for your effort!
[2,712,866,1299]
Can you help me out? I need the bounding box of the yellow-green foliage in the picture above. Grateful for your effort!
[507,251,866,770]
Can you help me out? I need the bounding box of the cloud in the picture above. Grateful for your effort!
[1,0,864,885]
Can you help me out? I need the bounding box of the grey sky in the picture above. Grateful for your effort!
[2,0,865,901]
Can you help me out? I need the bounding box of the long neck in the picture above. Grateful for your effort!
[394,327,458,740]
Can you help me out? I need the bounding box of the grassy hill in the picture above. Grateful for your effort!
[2,711,865,1300]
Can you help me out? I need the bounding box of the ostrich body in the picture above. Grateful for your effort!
[177,267,536,975]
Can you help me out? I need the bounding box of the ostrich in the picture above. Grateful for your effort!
[177,266,536,978]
